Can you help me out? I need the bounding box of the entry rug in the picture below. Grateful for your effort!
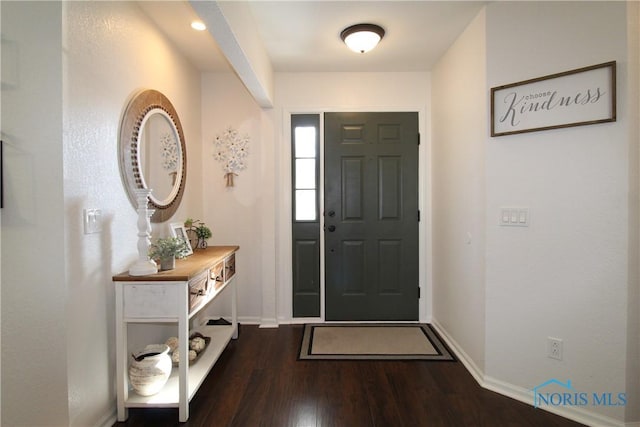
[298,324,455,361]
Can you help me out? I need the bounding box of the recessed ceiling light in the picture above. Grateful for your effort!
[191,21,206,31]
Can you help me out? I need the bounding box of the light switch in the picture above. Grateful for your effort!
[518,209,528,224]
[500,207,529,227]
[501,209,511,225]
[84,208,102,234]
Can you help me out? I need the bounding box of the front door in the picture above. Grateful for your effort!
[324,112,419,321]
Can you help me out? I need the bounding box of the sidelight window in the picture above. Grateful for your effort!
[293,124,319,221]
[291,114,321,318]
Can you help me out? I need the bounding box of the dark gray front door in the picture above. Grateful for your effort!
[324,112,419,321]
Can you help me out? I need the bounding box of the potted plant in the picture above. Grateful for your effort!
[184,218,212,249]
[148,237,190,271]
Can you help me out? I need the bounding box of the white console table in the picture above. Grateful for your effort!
[113,246,239,422]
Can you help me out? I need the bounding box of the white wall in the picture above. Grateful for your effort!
[199,71,270,324]
[431,9,487,377]
[1,2,68,425]
[2,1,203,425]
[64,3,202,424]
[431,2,638,424]
[485,1,631,423]
[626,2,640,423]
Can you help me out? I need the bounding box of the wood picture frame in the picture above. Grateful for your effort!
[491,61,616,137]
[169,222,193,256]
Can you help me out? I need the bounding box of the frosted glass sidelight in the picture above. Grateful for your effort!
[295,159,316,189]
[295,127,316,158]
[295,190,316,221]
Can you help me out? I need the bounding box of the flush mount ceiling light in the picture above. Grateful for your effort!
[340,23,385,54]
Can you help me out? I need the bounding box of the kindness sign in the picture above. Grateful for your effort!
[491,61,616,137]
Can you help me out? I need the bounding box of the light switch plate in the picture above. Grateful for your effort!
[500,207,529,227]
[84,208,102,234]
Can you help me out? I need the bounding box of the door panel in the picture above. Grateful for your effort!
[342,240,366,294]
[378,239,402,294]
[325,112,419,321]
[294,240,320,293]
[342,157,364,220]
[378,156,401,219]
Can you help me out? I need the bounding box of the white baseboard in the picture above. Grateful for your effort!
[94,409,116,427]
[430,319,628,427]
[258,317,279,328]
[483,375,626,427]
[430,319,484,384]
[238,316,261,325]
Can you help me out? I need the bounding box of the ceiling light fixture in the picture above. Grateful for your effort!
[340,23,385,54]
[191,21,206,31]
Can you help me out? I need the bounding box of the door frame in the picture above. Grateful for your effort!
[280,106,431,324]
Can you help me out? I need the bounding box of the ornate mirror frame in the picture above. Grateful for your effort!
[119,89,187,223]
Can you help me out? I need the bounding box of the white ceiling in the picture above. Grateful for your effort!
[139,1,486,73]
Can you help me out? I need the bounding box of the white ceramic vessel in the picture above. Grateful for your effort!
[128,344,172,396]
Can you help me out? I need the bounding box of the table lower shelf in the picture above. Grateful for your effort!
[124,323,234,408]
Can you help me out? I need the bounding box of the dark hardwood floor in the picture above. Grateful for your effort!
[114,325,585,427]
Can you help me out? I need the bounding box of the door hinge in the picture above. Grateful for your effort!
[418,287,421,298]
[417,210,421,222]
[417,133,421,145]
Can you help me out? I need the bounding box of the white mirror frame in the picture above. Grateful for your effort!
[119,89,187,223]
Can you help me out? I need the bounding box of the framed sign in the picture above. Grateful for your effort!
[491,61,616,137]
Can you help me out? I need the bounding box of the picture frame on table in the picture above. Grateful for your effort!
[169,222,193,256]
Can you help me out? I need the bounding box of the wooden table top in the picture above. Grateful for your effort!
[113,245,239,282]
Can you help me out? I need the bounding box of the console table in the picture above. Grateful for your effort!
[113,246,239,422]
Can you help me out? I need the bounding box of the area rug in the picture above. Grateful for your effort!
[298,324,455,361]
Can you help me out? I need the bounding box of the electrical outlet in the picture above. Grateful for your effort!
[548,337,563,360]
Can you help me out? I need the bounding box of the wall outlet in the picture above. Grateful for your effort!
[547,337,563,360]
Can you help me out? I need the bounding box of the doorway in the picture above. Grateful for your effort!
[292,112,420,320]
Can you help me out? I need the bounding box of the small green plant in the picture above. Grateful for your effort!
[148,237,189,261]
[194,223,212,240]
[184,218,212,248]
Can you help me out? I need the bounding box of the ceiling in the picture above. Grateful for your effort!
[139,1,486,73]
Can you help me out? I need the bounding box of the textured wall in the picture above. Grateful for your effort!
[1,2,68,425]
[2,2,202,425]
[625,2,640,423]
[485,2,630,423]
[431,8,487,375]
[199,72,267,324]
[64,2,202,424]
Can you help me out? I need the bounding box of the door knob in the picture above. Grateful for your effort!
[327,225,336,232]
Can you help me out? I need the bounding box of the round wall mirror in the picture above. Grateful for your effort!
[119,89,186,222]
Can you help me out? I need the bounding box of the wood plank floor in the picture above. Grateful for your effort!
[114,325,585,427]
